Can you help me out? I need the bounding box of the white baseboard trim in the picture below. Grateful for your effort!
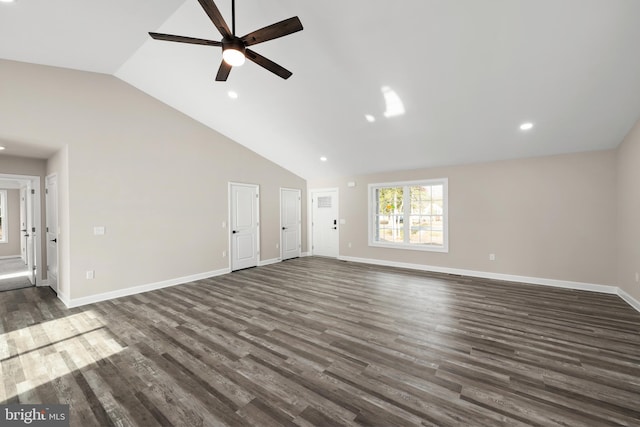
[0,255,21,260]
[57,291,71,307]
[339,256,617,295]
[258,258,281,267]
[339,256,640,313]
[301,252,311,257]
[62,268,231,309]
[617,288,640,313]
[37,279,49,287]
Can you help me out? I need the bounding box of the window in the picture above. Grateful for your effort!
[369,179,448,252]
[0,190,6,243]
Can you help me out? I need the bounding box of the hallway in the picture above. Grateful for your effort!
[0,257,32,292]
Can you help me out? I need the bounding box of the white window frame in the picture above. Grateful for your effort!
[368,178,449,253]
[0,190,7,244]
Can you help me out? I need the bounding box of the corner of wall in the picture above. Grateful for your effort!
[615,116,640,304]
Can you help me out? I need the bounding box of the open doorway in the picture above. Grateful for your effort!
[0,174,42,292]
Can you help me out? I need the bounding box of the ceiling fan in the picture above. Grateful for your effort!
[149,0,303,81]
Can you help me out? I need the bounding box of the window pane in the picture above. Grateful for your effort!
[431,184,443,201]
[410,186,431,215]
[377,211,403,243]
[432,200,444,215]
[409,216,429,244]
[410,186,429,202]
[431,230,444,246]
[375,187,404,243]
[377,187,403,214]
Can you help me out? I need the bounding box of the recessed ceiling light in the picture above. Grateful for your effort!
[365,114,376,123]
[0,146,5,150]
[0,0,16,3]
[381,86,405,118]
[227,91,238,99]
[320,156,328,162]
[520,122,534,131]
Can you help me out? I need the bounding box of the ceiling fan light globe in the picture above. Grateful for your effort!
[223,48,245,67]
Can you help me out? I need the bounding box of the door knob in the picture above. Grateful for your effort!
[282,227,288,230]
[51,238,57,243]
[232,230,238,234]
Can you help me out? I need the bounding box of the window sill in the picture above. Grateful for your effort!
[369,242,449,253]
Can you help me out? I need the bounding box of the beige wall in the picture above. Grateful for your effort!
[0,155,47,281]
[0,156,47,179]
[310,150,618,286]
[4,60,307,301]
[617,117,640,301]
[0,189,20,257]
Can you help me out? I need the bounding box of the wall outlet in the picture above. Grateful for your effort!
[489,253,496,261]
[86,270,95,279]
[635,272,639,283]
[276,243,279,249]
[222,250,227,258]
[348,242,352,248]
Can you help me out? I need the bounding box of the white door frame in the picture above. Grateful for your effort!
[45,174,58,293]
[228,182,260,271]
[0,173,42,285]
[24,181,36,285]
[309,187,339,258]
[280,187,301,260]
[20,186,27,264]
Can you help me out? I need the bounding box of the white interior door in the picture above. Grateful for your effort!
[230,183,259,271]
[312,189,339,257]
[46,175,58,292]
[281,188,301,260]
[20,187,27,265]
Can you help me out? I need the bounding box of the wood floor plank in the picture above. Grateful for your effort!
[2,256,640,426]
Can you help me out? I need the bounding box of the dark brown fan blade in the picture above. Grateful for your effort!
[149,32,221,47]
[242,17,303,46]
[216,60,232,81]
[245,49,292,79]
[197,0,232,38]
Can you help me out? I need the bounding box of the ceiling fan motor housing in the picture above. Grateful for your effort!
[222,37,246,55]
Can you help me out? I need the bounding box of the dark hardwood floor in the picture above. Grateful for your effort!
[1,257,640,426]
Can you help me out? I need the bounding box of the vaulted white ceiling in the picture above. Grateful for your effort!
[3,0,640,180]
